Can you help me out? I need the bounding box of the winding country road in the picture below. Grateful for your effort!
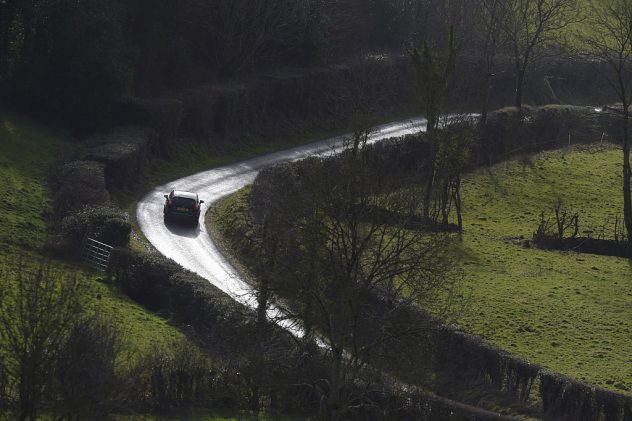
[136,118,428,318]
[135,117,527,420]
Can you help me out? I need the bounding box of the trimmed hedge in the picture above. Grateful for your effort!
[174,55,415,145]
[54,160,110,218]
[108,248,530,420]
[82,126,153,190]
[61,205,131,248]
[109,248,262,355]
[475,104,605,166]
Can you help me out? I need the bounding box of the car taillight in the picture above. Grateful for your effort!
[194,203,200,211]
[167,200,173,208]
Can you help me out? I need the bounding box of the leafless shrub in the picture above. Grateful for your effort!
[533,199,579,243]
[0,259,84,421]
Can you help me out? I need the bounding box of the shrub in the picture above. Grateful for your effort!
[53,317,131,420]
[54,160,110,218]
[61,205,131,248]
[143,338,219,412]
[0,260,84,421]
[109,249,180,312]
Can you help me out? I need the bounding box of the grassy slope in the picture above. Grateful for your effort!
[0,111,184,355]
[458,144,632,394]
[1,111,304,420]
[210,144,632,399]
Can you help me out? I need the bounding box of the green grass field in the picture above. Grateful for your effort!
[0,111,184,355]
[457,144,632,395]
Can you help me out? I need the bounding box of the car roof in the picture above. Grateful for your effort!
[173,190,197,199]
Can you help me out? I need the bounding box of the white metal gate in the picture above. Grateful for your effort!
[82,237,113,272]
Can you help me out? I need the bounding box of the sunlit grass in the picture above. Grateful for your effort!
[457,144,632,395]
[0,110,185,356]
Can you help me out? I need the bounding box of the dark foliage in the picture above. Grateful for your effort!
[115,97,184,156]
[143,340,226,413]
[81,126,152,189]
[60,205,131,248]
[533,236,632,258]
[533,202,632,258]
[108,248,329,415]
[243,106,632,419]
[52,317,131,420]
[475,105,604,167]
[53,160,110,218]
[0,0,428,131]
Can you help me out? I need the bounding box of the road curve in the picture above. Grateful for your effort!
[137,118,428,318]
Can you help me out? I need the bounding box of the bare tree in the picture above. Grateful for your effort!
[0,260,83,421]
[500,0,579,108]
[475,0,505,126]
[191,0,306,76]
[431,121,472,231]
[407,26,458,221]
[53,317,133,421]
[583,0,632,242]
[302,155,460,420]
[249,146,461,420]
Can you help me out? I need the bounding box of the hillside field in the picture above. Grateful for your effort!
[0,110,184,355]
[457,144,631,394]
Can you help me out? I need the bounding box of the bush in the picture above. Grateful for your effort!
[109,249,180,311]
[474,105,605,166]
[81,127,151,190]
[140,338,243,413]
[61,205,131,248]
[0,260,84,420]
[53,317,131,420]
[54,160,110,218]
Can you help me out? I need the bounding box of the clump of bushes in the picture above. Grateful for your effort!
[61,205,131,248]
[532,200,632,258]
[53,160,111,218]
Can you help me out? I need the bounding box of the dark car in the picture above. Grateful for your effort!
[163,190,204,226]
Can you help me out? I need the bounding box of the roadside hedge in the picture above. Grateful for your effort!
[60,205,131,249]
[241,105,632,420]
[82,126,153,190]
[54,160,110,218]
[108,247,531,420]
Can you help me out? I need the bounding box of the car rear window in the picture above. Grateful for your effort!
[173,197,196,208]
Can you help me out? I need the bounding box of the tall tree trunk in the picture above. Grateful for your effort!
[453,176,463,232]
[515,67,525,108]
[623,107,632,243]
[480,75,493,127]
[441,178,450,225]
[325,347,344,421]
[422,162,435,221]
